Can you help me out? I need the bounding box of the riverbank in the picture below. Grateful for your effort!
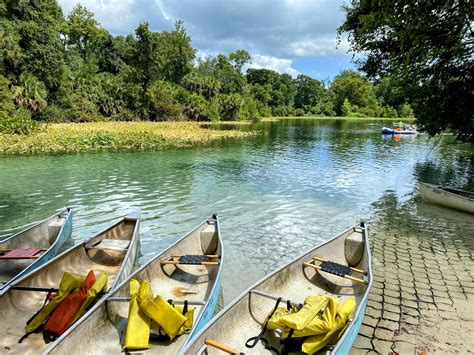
[269,115,416,121]
[0,122,255,154]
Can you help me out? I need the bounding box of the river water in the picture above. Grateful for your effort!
[0,119,472,302]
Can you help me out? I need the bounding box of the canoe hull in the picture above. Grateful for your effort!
[420,182,474,214]
[46,214,223,355]
[0,208,73,294]
[0,211,140,353]
[182,222,372,354]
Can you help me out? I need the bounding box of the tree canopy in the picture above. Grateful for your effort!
[339,0,473,141]
[1,0,416,133]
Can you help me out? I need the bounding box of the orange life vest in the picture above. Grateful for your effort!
[43,270,96,338]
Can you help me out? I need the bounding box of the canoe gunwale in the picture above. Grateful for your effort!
[181,221,372,355]
[0,207,72,294]
[44,214,223,354]
[332,221,372,353]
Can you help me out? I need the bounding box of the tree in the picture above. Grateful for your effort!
[330,70,376,115]
[294,74,325,111]
[339,1,473,141]
[229,50,251,72]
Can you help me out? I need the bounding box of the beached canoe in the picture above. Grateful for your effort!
[46,214,223,355]
[0,211,140,353]
[0,208,73,295]
[420,182,474,214]
[182,222,372,355]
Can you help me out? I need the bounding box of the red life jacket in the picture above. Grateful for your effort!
[44,270,96,337]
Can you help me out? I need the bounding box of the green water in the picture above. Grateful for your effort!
[0,119,472,300]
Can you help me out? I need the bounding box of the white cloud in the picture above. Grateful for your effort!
[246,55,299,77]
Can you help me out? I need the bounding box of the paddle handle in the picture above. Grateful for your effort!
[205,339,242,354]
[303,262,368,285]
[312,256,367,275]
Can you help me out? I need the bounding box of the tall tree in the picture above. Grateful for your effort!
[339,0,473,141]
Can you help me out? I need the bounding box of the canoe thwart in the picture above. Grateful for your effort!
[106,296,205,306]
[250,290,300,307]
[204,338,243,354]
[303,261,367,285]
[160,254,220,266]
[312,256,367,275]
[0,248,45,259]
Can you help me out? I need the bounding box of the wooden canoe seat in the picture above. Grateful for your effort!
[304,256,367,284]
[88,239,130,251]
[161,254,220,266]
[0,248,45,260]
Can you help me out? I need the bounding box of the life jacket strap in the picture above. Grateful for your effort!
[245,297,283,351]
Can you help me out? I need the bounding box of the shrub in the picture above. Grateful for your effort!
[0,107,38,134]
[146,81,183,120]
[217,93,243,121]
[294,108,305,116]
[38,104,67,122]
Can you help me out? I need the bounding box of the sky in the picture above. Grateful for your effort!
[57,0,356,80]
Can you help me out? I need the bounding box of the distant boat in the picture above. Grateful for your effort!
[47,214,223,355]
[0,211,140,353]
[420,182,474,214]
[182,222,372,355]
[0,208,72,294]
[381,127,418,135]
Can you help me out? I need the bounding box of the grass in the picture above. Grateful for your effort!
[0,121,256,154]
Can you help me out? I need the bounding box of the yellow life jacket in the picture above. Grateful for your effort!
[302,297,356,354]
[25,272,85,334]
[151,301,195,335]
[123,279,151,351]
[69,273,108,325]
[137,281,187,340]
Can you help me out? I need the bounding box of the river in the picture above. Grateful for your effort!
[0,118,472,304]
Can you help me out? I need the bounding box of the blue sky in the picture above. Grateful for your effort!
[58,0,356,80]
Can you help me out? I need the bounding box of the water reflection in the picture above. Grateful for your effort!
[0,119,472,301]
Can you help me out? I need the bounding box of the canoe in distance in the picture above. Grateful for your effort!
[420,182,474,214]
[0,210,140,354]
[46,214,223,355]
[181,222,372,355]
[0,208,73,294]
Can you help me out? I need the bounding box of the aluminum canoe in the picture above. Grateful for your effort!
[0,210,140,354]
[420,182,474,214]
[181,222,372,355]
[46,214,223,355]
[0,208,73,294]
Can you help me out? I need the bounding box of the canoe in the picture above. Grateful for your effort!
[0,208,73,295]
[182,222,372,355]
[420,182,474,214]
[0,210,140,353]
[46,214,223,355]
[381,127,418,134]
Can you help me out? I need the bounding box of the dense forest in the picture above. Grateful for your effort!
[0,1,414,134]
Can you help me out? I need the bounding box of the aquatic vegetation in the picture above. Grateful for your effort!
[0,122,255,154]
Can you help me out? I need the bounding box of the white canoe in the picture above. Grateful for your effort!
[0,211,140,354]
[420,182,474,214]
[46,214,223,355]
[182,222,372,355]
[0,208,73,294]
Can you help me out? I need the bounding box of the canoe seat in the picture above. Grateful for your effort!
[304,256,367,284]
[161,254,220,266]
[88,239,130,251]
[0,248,45,260]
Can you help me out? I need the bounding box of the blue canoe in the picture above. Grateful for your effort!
[46,214,223,354]
[0,208,72,294]
[181,222,372,355]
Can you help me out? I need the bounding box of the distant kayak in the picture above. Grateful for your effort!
[381,127,418,135]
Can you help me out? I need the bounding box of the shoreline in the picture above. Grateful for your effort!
[0,116,415,155]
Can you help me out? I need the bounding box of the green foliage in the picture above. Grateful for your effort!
[339,0,472,141]
[0,75,14,118]
[13,72,48,113]
[0,107,38,134]
[341,99,352,116]
[217,93,243,121]
[294,74,324,111]
[146,80,183,120]
[294,108,305,117]
[228,50,251,72]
